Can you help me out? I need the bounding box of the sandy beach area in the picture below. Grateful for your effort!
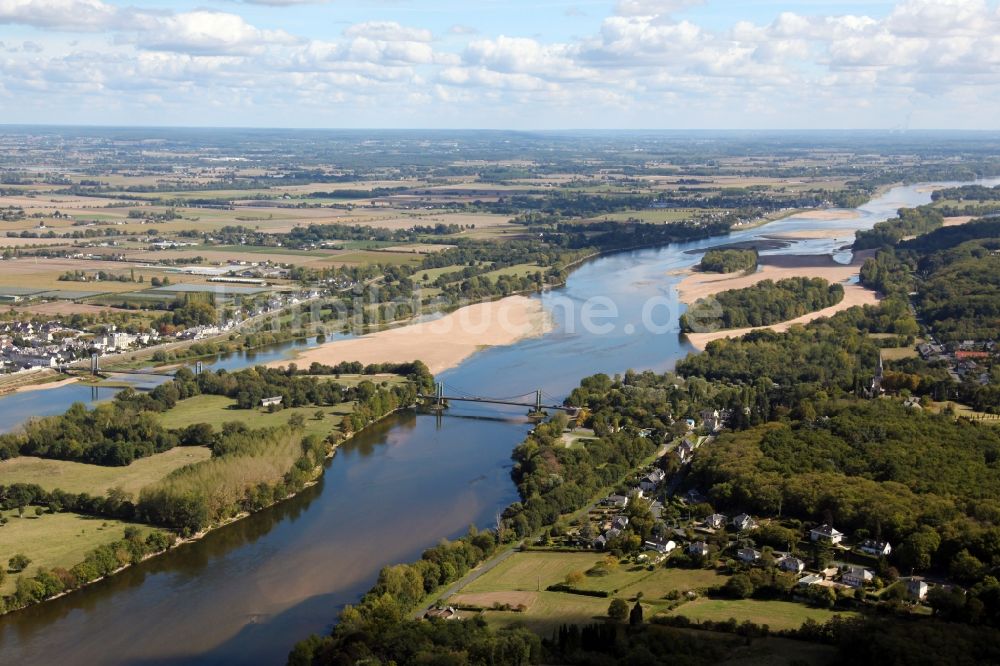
[685,283,881,350]
[675,260,865,304]
[271,295,553,375]
[942,216,976,227]
[763,229,856,240]
[12,375,79,394]
[787,209,861,221]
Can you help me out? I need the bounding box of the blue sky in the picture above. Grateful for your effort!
[0,0,996,129]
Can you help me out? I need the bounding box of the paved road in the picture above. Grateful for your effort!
[413,544,522,619]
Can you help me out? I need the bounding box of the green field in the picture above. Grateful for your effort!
[156,394,351,439]
[588,208,699,223]
[478,591,611,633]
[459,552,604,594]
[326,250,424,266]
[458,551,730,598]
[666,598,856,631]
[0,510,160,596]
[0,448,213,497]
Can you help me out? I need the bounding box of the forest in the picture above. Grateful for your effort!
[860,218,1000,341]
[853,206,944,250]
[697,248,758,273]
[680,277,844,332]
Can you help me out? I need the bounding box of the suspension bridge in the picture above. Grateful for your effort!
[419,382,577,419]
[85,355,204,378]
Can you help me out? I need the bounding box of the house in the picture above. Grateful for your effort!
[779,556,806,574]
[903,396,922,410]
[604,494,629,509]
[700,409,723,432]
[798,574,824,587]
[261,396,283,408]
[676,439,695,462]
[842,566,874,588]
[859,539,892,557]
[705,513,727,530]
[907,577,929,600]
[639,468,666,492]
[424,606,460,621]
[594,535,608,549]
[611,516,629,531]
[688,541,710,557]
[737,548,761,564]
[644,538,677,555]
[605,528,623,541]
[684,418,696,430]
[810,524,844,545]
[732,513,757,532]
[820,566,840,580]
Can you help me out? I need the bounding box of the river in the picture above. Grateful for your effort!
[0,180,995,664]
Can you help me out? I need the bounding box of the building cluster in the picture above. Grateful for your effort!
[919,338,996,386]
[0,321,158,372]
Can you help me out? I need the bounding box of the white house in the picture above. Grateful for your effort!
[688,541,710,557]
[605,494,629,509]
[737,548,761,564]
[779,556,806,574]
[611,516,629,531]
[842,567,874,588]
[639,468,666,492]
[859,539,892,557]
[705,513,727,530]
[644,538,677,555]
[732,513,757,532]
[261,396,283,408]
[810,524,844,545]
[700,409,723,432]
[907,578,930,600]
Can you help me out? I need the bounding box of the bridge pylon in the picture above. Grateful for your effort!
[527,389,547,420]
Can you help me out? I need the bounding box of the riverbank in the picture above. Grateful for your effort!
[684,282,881,350]
[272,295,554,375]
[675,254,869,304]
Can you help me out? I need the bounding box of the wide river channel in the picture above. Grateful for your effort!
[1,180,996,664]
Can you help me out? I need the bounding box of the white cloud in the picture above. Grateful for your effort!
[0,0,118,31]
[1,0,999,128]
[344,21,433,43]
[614,0,704,17]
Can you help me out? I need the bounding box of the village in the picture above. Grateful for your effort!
[0,284,322,377]
[429,406,941,634]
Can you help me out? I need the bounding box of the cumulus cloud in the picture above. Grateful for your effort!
[0,0,999,127]
[614,0,704,17]
[0,0,119,31]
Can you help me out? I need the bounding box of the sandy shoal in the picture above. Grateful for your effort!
[943,216,976,227]
[685,283,881,350]
[763,229,856,240]
[14,376,79,393]
[676,262,864,304]
[786,209,861,221]
[271,295,553,375]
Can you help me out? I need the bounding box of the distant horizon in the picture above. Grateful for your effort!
[3,124,1000,135]
[0,0,998,129]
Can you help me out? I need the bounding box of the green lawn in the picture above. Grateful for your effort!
[666,598,856,631]
[0,509,162,596]
[0,448,213,497]
[479,591,611,633]
[156,394,351,439]
[617,567,731,599]
[461,552,604,594]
